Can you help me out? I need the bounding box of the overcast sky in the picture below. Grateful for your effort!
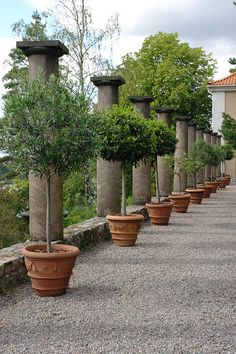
[0,0,236,115]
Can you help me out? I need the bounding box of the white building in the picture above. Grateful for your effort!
[208,72,236,178]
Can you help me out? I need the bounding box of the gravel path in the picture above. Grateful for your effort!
[1,185,236,354]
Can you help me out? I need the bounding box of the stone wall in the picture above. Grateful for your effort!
[0,205,148,293]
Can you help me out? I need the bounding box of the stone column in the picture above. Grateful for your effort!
[187,121,196,187]
[174,116,190,193]
[216,135,222,178]
[155,107,175,197]
[17,41,69,241]
[90,76,125,216]
[211,132,218,179]
[129,96,153,205]
[196,126,204,184]
[203,129,212,181]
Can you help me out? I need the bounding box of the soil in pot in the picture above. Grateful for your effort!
[185,188,205,204]
[106,214,144,247]
[145,202,173,225]
[22,244,80,297]
[169,193,191,213]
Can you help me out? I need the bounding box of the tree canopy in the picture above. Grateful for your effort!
[221,113,236,150]
[116,32,216,129]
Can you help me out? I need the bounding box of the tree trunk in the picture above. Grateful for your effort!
[154,160,160,203]
[121,162,126,216]
[46,175,52,253]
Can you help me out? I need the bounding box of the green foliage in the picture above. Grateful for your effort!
[211,145,226,167]
[222,144,234,160]
[2,11,50,99]
[99,105,153,166]
[116,32,216,128]
[221,113,236,150]
[1,74,101,179]
[0,179,29,249]
[148,119,177,158]
[191,140,214,166]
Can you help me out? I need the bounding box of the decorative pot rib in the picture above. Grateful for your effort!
[106,214,144,247]
[22,244,80,297]
[145,202,173,225]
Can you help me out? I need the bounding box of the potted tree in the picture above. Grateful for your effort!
[190,140,213,198]
[0,74,101,296]
[184,152,205,204]
[220,144,234,186]
[205,144,224,193]
[99,105,153,246]
[145,120,177,225]
[164,155,191,213]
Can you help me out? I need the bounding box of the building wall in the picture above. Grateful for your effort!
[212,91,225,133]
[225,91,236,177]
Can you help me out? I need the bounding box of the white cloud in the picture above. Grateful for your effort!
[22,0,56,11]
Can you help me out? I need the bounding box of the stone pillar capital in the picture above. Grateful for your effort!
[155,106,175,114]
[188,120,197,127]
[17,40,69,57]
[129,96,153,103]
[90,76,125,87]
[176,116,191,122]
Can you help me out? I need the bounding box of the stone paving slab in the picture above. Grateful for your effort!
[0,186,236,354]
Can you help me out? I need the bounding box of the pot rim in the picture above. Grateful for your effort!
[106,213,144,221]
[22,243,80,259]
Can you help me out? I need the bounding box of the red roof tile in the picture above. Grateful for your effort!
[208,72,236,86]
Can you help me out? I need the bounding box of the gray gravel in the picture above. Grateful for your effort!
[1,185,236,354]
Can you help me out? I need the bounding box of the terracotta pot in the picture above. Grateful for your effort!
[22,244,80,297]
[205,181,219,193]
[185,188,205,204]
[106,214,144,247]
[219,178,227,188]
[169,194,191,213]
[197,184,212,198]
[222,176,231,185]
[145,202,173,225]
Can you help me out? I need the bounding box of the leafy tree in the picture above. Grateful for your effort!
[116,32,216,128]
[99,105,153,215]
[50,0,120,98]
[2,11,50,99]
[147,119,177,202]
[228,57,236,73]
[0,74,101,252]
[221,113,236,150]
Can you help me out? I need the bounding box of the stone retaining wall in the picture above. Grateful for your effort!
[0,205,147,293]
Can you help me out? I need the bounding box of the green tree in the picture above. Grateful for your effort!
[147,119,177,202]
[0,74,101,252]
[116,32,216,128]
[99,105,153,215]
[221,113,236,150]
[2,11,50,99]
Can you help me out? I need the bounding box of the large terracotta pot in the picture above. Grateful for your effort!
[106,214,144,247]
[205,181,219,193]
[197,184,212,198]
[219,178,227,188]
[22,244,80,297]
[145,202,173,225]
[185,188,205,204]
[169,194,191,213]
[222,176,231,186]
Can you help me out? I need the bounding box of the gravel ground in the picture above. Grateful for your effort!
[0,185,236,354]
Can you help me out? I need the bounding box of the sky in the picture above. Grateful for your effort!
[0,0,236,116]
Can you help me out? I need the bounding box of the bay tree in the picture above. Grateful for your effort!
[116,32,216,128]
[0,74,101,252]
[98,105,153,215]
